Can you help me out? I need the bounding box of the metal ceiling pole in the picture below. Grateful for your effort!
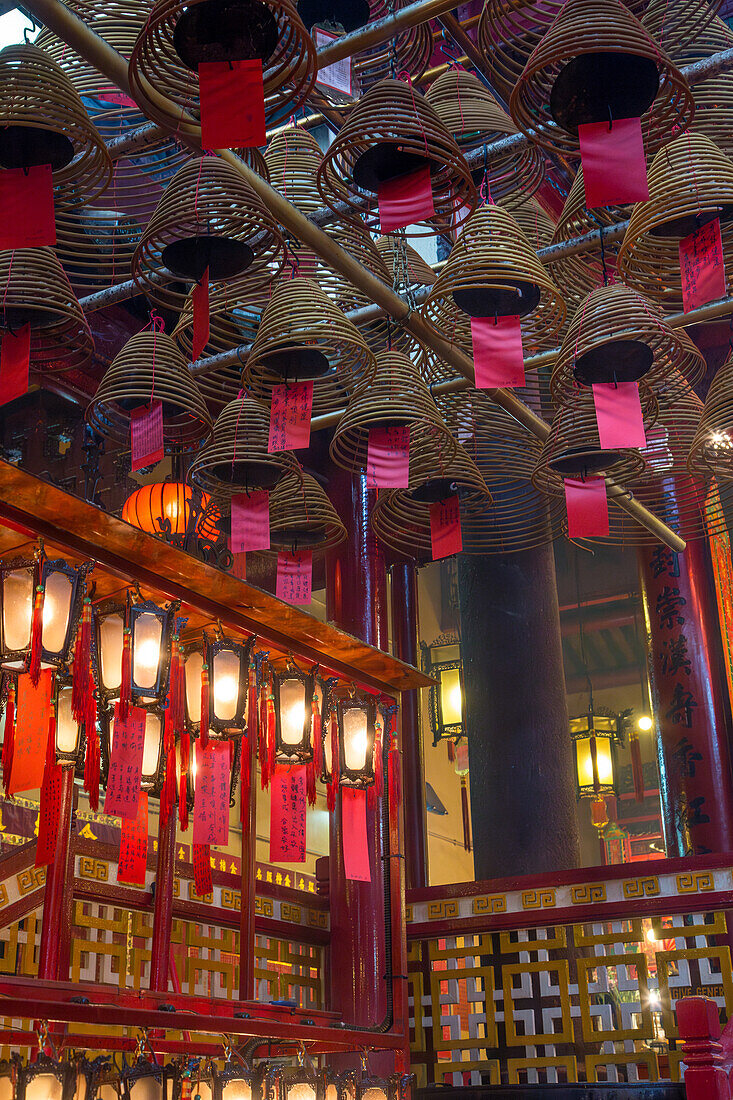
[23,0,686,553]
[314,0,466,68]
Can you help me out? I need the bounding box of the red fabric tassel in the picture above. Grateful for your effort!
[200,661,210,749]
[327,709,339,813]
[312,693,323,777]
[119,627,132,720]
[168,637,185,738]
[630,733,645,803]
[160,709,176,826]
[368,721,384,813]
[46,695,56,771]
[460,777,471,852]
[306,759,317,807]
[83,694,100,812]
[240,730,251,824]
[266,676,276,780]
[258,676,269,789]
[72,597,93,725]
[388,728,401,822]
[28,584,44,686]
[2,680,15,798]
[179,730,190,831]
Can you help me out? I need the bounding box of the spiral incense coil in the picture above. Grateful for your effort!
[532,387,650,498]
[244,278,376,417]
[264,126,322,215]
[175,281,264,359]
[425,68,545,207]
[376,235,436,290]
[0,248,94,373]
[641,0,723,62]
[188,393,294,497]
[86,329,212,451]
[329,350,456,474]
[509,0,695,158]
[549,284,705,406]
[132,156,286,313]
[53,205,143,296]
[421,205,566,356]
[128,0,317,142]
[353,0,432,92]
[0,44,111,208]
[269,465,346,552]
[501,198,557,253]
[658,16,733,160]
[317,77,477,239]
[617,133,733,313]
[689,353,733,482]
[437,389,565,553]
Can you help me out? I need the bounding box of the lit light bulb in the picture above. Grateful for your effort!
[646,926,658,943]
[215,675,237,706]
[136,638,160,674]
[449,681,462,720]
[638,715,653,731]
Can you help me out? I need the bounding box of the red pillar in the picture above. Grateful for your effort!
[149,807,176,992]
[38,766,74,981]
[325,469,388,1030]
[390,560,427,889]
[639,540,733,857]
[238,730,257,1001]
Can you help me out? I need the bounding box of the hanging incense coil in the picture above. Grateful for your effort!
[132,156,286,313]
[128,0,317,142]
[269,465,346,552]
[86,329,213,449]
[660,16,733,161]
[0,44,111,207]
[329,350,457,473]
[617,133,733,313]
[264,126,323,215]
[370,427,491,561]
[641,0,723,63]
[188,393,293,496]
[376,235,436,290]
[244,278,376,416]
[502,198,557,253]
[0,247,95,373]
[353,0,432,91]
[421,205,566,356]
[689,353,733,482]
[532,388,649,499]
[549,284,705,405]
[317,77,477,238]
[425,68,545,207]
[509,0,695,158]
[438,389,565,553]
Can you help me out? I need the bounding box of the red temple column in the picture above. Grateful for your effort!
[149,807,177,991]
[325,468,388,1030]
[238,730,257,1001]
[390,560,427,889]
[38,766,75,980]
[639,540,733,856]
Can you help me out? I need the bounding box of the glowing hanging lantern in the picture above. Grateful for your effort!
[122,483,220,541]
[273,662,315,762]
[93,600,126,709]
[184,635,253,738]
[570,709,621,800]
[54,678,82,766]
[420,636,464,745]
[0,555,90,673]
[120,1053,175,1100]
[337,691,378,786]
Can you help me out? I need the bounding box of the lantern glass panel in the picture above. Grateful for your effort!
[213,649,240,722]
[111,712,161,781]
[439,666,462,727]
[221,1081,251,1100]
[362,1089,387,1100]
[26,1076,63,1100]
[42,570,73,655]
[56,686,80,756]
[287,1087,316,1100]
[280,677,307,746]
[324,1087,337,1100]
[0,1077,12,1100]
[193,1084,212,1100]
[98,1084,121,1100]
[128,1078,162,1100]
[99,613,124,692]
[3,567,34,656]
[575,735,613,788]
[343,707,368,772]
[185,650,203,724]
[74,1071,88,1100]
[133,613,162,693]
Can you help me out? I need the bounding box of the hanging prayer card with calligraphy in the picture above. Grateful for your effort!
[230,490,270,553]
[9,669,54,795]
[193,841,213,896]
[276,550,313,605]
[366,426,410,489]
[270,766,306,863]
[268,381,313,452]
[117,790,148,885]
[430,496,462,559]
[564,477,610,539]
[471,315,525,388]
[131,400,164,472]
[680,217,726,313]
[198,59,266,149]
[193,741,230,846]
[0,323,30,407]
[592,381,646,449]
[342,787,371,882]
[104,704,146,819]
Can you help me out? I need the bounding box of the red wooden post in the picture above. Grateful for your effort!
[238,729,257,1001]
[677,996,730,1100]
[38,765,74,981]
[149,807,176,992]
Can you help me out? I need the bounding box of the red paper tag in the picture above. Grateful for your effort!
[0,323,30,406]
[231,551,247,580]
[378,166,435,233]
[270,766,306,863]
[268,381,313,452]
[0,165,56,249]
[192,267,210,361]
[276,550,312,605]
[231,490,270,553]
[131,401,164,472]
[193,841,212,896]
[680,218,726,312]
[117,790,148,885]
[471,315,525,388]
[199,60,267,150]
[95,88,138,108]
[592,381,646,449]
[564,477,609,538]
[366,426,410,489]
[104,704,147,819]
[193,740,230,846]
[430,496,462,559]
[342,787,370,882]
[578,118,649,209]
[9,669,54,795]
[36,759,62,868]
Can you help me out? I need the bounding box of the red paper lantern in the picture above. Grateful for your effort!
[122,483,220,541]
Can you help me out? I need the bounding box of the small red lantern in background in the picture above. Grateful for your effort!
[122,483,220,541]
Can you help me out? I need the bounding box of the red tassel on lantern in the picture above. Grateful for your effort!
[160,709,176,826]
[119,627,132,720]
[200,661,210,749]
[45,695,57,771]
[72,597,93,725]
[83,695,100,812]
[240,730,251,824]
[312,693,323,777]
[306,760,317,807]
[267,679,276,780]
[179,730,190,831]
[327,709,339,813]
[2,680,15,798]
[258,675,269,789]
[28,583,44,686]
[368,721,383,813]
[387,721,401,823]
[630,732,645,803]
